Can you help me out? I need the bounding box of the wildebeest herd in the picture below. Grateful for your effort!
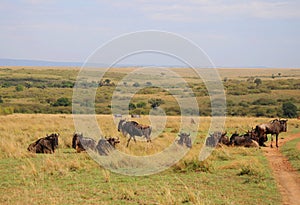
[27,118,288,155]
[206,119,288,148]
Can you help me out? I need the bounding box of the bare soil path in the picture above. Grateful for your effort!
[263,133,300,205]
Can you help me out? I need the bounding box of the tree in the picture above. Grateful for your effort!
[148,98,164,109]
[254,78,262,87]
[282,102,298,118]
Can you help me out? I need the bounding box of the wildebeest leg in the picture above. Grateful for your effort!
[126,137,131,147]
[270,134,273,148]
[276,134,279,148]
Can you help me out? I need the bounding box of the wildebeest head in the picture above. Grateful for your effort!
[279,119,288,132]
[118,119,126,132]
[46,133,59,149]
[178,132,192,148]
[106,137,120,148]
[72,133,82,149]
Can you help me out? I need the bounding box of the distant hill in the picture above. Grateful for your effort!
[0,58,82,67]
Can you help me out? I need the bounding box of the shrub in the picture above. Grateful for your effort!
[133,82,140,87]
[148,98,164,109]
[136,101,146,108]
[15,85,24,92]
[52,97,71,107]
[252,98,276,106]
[128,103,136,110]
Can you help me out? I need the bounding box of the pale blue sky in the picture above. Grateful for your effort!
[0,0,299,67]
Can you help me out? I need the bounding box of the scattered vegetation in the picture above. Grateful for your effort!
[0,67,299,117]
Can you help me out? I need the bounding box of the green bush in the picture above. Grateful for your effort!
[252,98,276,106]
[282,102,298,118]
[15,85,24,92]
[52,97,71,107]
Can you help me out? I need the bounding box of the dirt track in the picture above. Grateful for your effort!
[263,133,300,205]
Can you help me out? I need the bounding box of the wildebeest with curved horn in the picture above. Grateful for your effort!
[255,119,288,148]
[118,119,152,147]
[177,132,192,148]
[206,131,229,147]
[27,133,59,154]
[72,133,97,153]
[96,137,120,155]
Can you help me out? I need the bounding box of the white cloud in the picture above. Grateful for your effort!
[114,0,300,22]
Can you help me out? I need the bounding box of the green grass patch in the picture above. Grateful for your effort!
[281,137,300,172]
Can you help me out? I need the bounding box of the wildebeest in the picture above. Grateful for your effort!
[114,114,122,118]
[96,137,120,155]
[131,114,141,118]
[229,132,259,148]
[255,119,288,148]
[118,119,152,147]
[27,133,59,154]
[205,131,229,147]
[177,132,192,148]
[72,133,97,153]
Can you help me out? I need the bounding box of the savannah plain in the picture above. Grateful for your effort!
[0,66,300,204]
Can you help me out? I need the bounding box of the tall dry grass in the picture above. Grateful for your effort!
[0,114,298,159]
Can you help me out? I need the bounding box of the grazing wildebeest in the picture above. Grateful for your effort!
[229,132,259,148]
[72,133,97,153]
[114,114,122,118]
[96,137,120,155]
[205,131,229,147]
[118,119,152,147]
[177,132,192,148]
[27,133,59,154]
[131,114,141,118]
[255,119,288,148]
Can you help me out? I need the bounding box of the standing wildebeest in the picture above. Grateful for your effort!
[205,131,229,147]
[27,133,59,154]
[96,137,120,155]
[72,133,97,153]
[118,119,152,147]
[255,119,288,148]
[177,132,192,148]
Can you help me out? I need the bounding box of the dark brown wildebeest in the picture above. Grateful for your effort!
[255,119,288,148]
[96,137,120,155]
[27,133,59,154]
[205,131,229,147]
[72,133,97,153]
[118,119,152,147]
[177,132,192,148]
[229,132,259,148]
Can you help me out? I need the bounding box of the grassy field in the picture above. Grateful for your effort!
[0,114,300,204]
[281,137,300,173]
[0,67,299,117]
